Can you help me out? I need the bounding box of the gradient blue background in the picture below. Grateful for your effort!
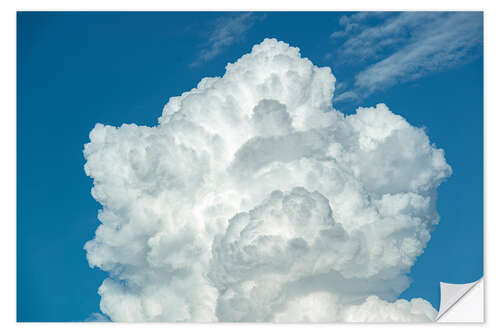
[17,12,483,321]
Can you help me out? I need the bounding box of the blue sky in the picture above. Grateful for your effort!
[17,11,483,322]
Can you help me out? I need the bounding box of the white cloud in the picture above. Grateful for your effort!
[331,12,482,97]
[85,312,110,322]
[333,12,437,61]
[84,38,451,322]
[274,293,436,323]
[191,13,263,67]
[333,90,359,103]
[331,11,389,40]
[355,13,483,92]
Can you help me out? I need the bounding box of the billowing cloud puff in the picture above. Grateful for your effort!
[83,38,451,322]
[274,293,437,323]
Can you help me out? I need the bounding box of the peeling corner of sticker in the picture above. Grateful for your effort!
[436,277,484,323]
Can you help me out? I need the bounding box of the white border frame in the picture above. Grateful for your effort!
[2,1,497,332]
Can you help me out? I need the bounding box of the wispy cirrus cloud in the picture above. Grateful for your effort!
[331,12,483,100]
[191,13,263,67]
[85,312,110,322]
[330,11,389,41]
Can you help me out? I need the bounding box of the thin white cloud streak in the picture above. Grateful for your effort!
[333,12,438,61]
[331,12,483,97]
[191,13,262,67]
[331,11,389,41]
[355,12,483,92]
[333,90,360,103]
[85,312,110,322]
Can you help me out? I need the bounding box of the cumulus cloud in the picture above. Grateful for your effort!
[274,294,436,323]
[83,38,451,322]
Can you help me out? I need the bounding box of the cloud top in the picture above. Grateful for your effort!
[84,38,451,322]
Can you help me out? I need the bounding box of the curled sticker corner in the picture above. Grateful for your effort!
[436,277,483,322]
